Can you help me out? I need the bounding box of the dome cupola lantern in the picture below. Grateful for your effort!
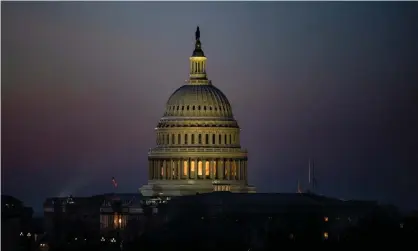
[189,26,208,83]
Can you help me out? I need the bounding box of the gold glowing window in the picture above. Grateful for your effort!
[323,232,328,240]
[205,162,210,176]
[191,161,195,173]
[198,161,203,176]
[324,217,329,222]
[183,161,188,176]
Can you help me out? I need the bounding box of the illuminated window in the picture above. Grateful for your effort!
[205,161,210,176]
[198,161,203,176]
[324,217,329,222]
[231,162,237,179]
[183,161,188,176]
[323,232,328,240]
[191,161,195,176]
[212,161,217,177]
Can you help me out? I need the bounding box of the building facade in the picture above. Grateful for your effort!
[140,27,256,196]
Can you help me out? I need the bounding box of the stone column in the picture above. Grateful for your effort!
[169,160,171,179]
[239,160,242,180]
[154,160,157,180]
[194,159,198,180]
[244,161,248,182]
[177,160,181,180]
[226,160,231,180]
[148,161,152,180]
[152,160,156,180]
[218,159,224,180]
[202,160,205,179]
[189,159,192,180]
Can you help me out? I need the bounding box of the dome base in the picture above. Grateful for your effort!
[139,180,256,197]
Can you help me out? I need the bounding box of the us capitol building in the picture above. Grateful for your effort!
[140,27,256,196]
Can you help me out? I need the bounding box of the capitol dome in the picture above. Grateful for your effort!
[139,26,256,197]
[163,84,234,118]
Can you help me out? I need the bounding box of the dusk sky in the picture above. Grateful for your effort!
[2,2,418,213]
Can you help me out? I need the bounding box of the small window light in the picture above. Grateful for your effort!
[323,232,329,240]
[324,216,329,222]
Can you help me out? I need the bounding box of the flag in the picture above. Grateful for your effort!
[112,177,118,188]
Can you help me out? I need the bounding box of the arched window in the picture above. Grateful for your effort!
[229,134,232,145]
[205,134,209,144]
[187,105,190,110]
[172,134,175,145]
[219,134,222,144]
[183,161,188,176]
[224,135,227,145]
[205,161,210,176]
[198,161,203,176]
[178,134,181,144]
[198,134,202,144]
[191,134,195,144]
[212,161,217,178]
[191,161,195,177]
[212,134,215,144]
[231,161,237,179]
[185,134,188,144]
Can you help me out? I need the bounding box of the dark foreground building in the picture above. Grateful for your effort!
[1,195,35,251]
